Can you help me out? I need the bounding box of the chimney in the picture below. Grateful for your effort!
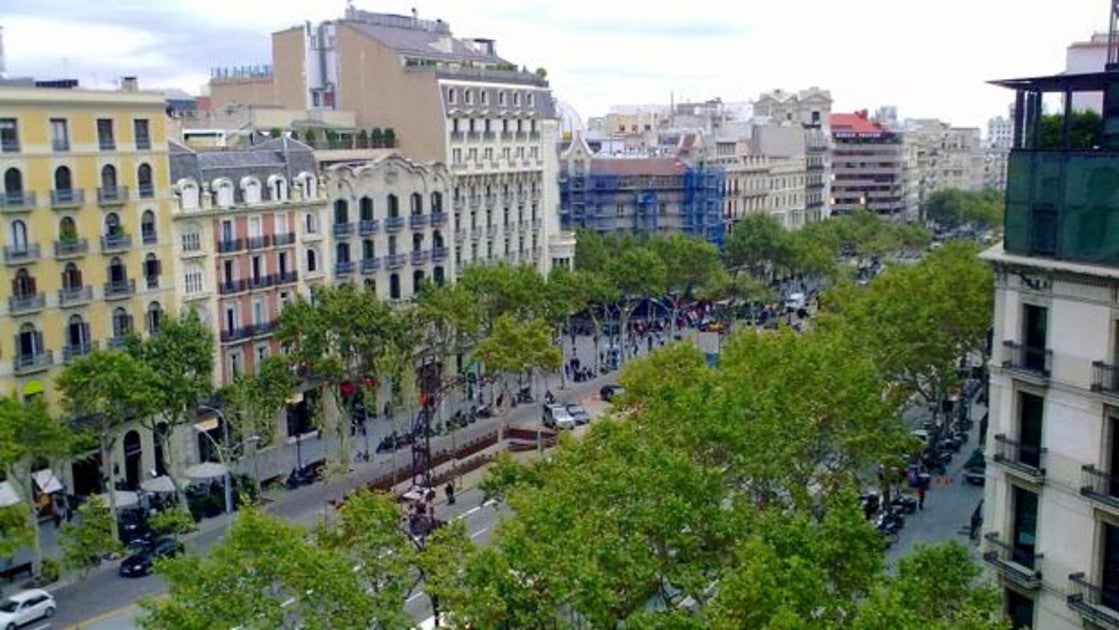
[121,76,139,92]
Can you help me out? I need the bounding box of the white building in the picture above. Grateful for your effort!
[1066,33,1109,112]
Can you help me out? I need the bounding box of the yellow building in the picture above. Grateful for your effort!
[0,84,176,493]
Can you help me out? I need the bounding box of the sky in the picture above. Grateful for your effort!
[0,0,1110,130]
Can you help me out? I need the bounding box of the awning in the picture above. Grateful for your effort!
[140,475,177,494]
[0,482,22,507]
[21,380,43,396]
[194,417,220,433]
[186,461,228,480]
[93,490,139,510]
[32,469,63,494]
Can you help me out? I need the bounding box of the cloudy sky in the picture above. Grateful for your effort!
[2,0,1109,128]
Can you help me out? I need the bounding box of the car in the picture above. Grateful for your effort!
[0,589,55,629]
[963,448,986,486]
[541,403,576,430]
[565,403,591,425]
[119,537,185,578]
[783,292,806,312]
[600,384,625,402]
[698,319,725,333]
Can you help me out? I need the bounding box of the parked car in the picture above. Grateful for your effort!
[119,537,185,578]
[542,403,577,430]
[963,448,986,486]
[565,403,591,425]
[698,319,725,333]
[783,292,806,312]
[0,589,55,629]
[600,384,625,402]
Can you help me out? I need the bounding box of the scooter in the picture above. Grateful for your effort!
[515,387,534,404]
[891,495,918,515]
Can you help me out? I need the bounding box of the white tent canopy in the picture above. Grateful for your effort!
[140,475,177,494]
[185,461,228,481]
[0,482,22,507]
[33,469,63,494]
[93,490,139,510]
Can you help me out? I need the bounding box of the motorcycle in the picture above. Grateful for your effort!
[285,466,318,489]
[515,387,534,404]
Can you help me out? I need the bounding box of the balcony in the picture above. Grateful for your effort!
[52,139,69,152]
[992,433,1046,483]
[501,131,514,141]
[384,216,405,232]
[108,335,129,349]
[1094,362,1119,399]
[1068,572,1119,629]
[0,191,36,213]
[483,131,496,141]
[334,260,355,276]
[103,279,136,299]
[450,131,464,142]
[359,220,380,236]
[411,250,429,265]
[50,189,84,209]
[1002,341,1051,380]
[100,234,132,252]
[247,235,271,250]
[429,212,447,227]
[98,138,115,151]
[431,247,447,262]
[13,351,53,375]
[136,136,151,151]
[332,222,355,238]
[1081,464,1119,513]
[141,230,158,246]
[97,186,128,206]
[8,293,46,314]
[220,326,256,344]
[273,232,295,246]
[138,183,154,199]
[274,271,298,285]
[4,244,40,263]
[982,532,1042,590]
[248,275,273,291]
[386,253,406,269]
[361,257,381,274]
[218,279,247,295]
[63,341,98,364]
[409,215,427,229]
[217,238,245,254]
[1,139,20,153]
[58,285,93,307]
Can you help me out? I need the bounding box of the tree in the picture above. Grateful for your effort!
[534,67,548,79]
[370,127,384,148]
[649,233,721,336]
[0,396,73,578]
[1038,110,1103,150]
[472,314,562,401]
[724,213,791,279]
[695,269,772,331]
[459,262,547,334]
[59,496,122,578]
[148,507,197,539]
[221,355,294,487]
[268,127,282,138]
[0,505,31,562]
[574,270,621,373]
[56,350,157,540]
[605,247,666,366]
[127,310,214,503]
[276,284,395,471]
[302,128,317,148]
[139,508,376,630]
[383,128,396,148]
[573,229,612,273]
[542,267,592,387]
[925,188,1003,230]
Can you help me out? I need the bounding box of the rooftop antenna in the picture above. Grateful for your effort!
[1108,0,1119,70]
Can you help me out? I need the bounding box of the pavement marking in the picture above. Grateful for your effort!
[470,527,490,540]
[455,505,482,520]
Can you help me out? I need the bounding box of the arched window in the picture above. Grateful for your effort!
[387,194,399,218]
[333,199,349,224]
[297,172,317,199]
[433,230,444,249]
[359,196,374,221]
[146,301,163,334]
[12,268,34,297]
[412,232,424,251]
[67,314,89,349]
[100,164,117,191]
[137,163,153,198]
[61,262,82,290]
[410,192,423,216]
[335,242,350,264]
[8,219,28,250]
[17,323,41,359]
[112,307,132,338]
[389,273,401,299]
[267,175,288,202]
[412,269,424,294]
[241,176,261,204]
[107,256,127,283]
[176,179,200,211]
[54,166,72,191]
[144,253,161,289]
[430,191,443,213]
[104,212,122,237]
[4,168,22,204]
[212,178,234,208]
[362,239,375,259]
[141,210,156,244]
[306,248,318,273]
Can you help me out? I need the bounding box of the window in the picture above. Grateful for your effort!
[97,118,115,150]
[305,212,319,234]
[252,299,265,326]
[410,192,423,215]
[527,92,534,106]
[255,344,268,367]
[100,165,118,192]
[1010,485,1039,571]
[184,263,204,294]
[268,175,288,202]
[54,166,73,194]
[213,179,233,207]
[0,118,18,152]
[334,199,349,224]
[107,256,127,283]
[177,179,200,210]
[335,242,350,264]
[275,212,289,236]
[1022,304,1048,372]
[4,168,23,203]
[481,91,489,105]
[133,119,150,150]
[144,254,161,289]
[498,91,506,106]
[146,301,163,334]
[67,314,89,350]
[141,210,156,244]
[50,119,69,151]
[465,89,473,105]
[387,194,400,218]
[58,216,78,241]
[241,176,261,204]
[359,197,374,221]
[413,270,424,294]
[229,351,243,379]
[362,239,375,259]
[112,307,132,338]
[11,268,35,297]
[306,248,318,273]
[17,324,42,359]
[297,172,317,199]
[251,254,264,281]
[447,88,456,104]
[278,251,290,275]
[431,191,443,213]
[389,273,401,299]
[8,219,28,251]
[1016,391,1044,469]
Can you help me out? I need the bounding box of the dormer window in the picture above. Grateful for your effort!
[527,92,534,107]
[513,92,521,106]
[465,90,473,105]
[447,88,456,104]
[480,91,489,106]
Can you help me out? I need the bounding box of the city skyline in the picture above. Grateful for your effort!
[3,0,1108,128]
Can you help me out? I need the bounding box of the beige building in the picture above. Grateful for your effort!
[207,7,573,273]
[714,124,809,231]
[905,119,986,210]
[753,87,833,221]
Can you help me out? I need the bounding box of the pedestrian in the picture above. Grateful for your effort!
[496,392,504,408]
[916,481,926,510]
[445,482,456,505]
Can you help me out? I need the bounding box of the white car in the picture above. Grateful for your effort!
[542,403,577,430]
[0,589,56,629]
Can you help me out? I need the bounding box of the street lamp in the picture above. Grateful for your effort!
[195,405,258,515]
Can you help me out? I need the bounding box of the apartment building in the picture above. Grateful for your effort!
[559,134,724,246]
[830,111,915,220]
[986,110,1014,192]
[0,82,176,493]
[753,87,833,221]
[981,66,1119,629]
[323,153,452,300]
[168,137,320,387]
[905,119,986,211]
[206,8,574,274]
